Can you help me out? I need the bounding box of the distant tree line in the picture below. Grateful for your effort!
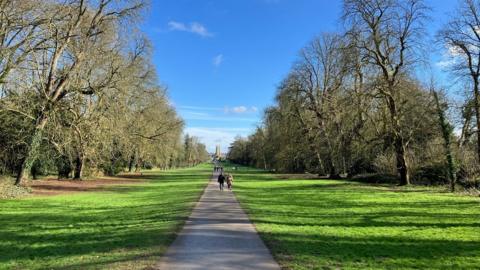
[228,0,480,190]
[0,0,209,185]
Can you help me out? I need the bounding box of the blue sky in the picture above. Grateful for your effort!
[141,0,455,152]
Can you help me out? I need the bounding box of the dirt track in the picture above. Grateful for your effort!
[28,175,145,196]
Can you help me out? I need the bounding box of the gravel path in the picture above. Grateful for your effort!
[157,171,280,270]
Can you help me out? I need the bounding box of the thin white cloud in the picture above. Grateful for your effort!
[448,45,463,57]
[182,112,258,122]
[232,106,247,113]
[436,60,455,68]
[213,54,224,67]
[190,22,212,37]
[177,105,261,124]
[224,106,259,114]
[437,41,473,69]
[177,105,223,111]
[168,21,188,31]
[168,21,213,37]
[184,111,210,117]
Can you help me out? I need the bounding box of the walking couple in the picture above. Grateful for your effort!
[217,172,233,191]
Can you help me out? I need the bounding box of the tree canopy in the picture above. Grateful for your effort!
[0,0,209,184]
[228,0,480,189]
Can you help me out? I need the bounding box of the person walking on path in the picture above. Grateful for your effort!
[226,173,234,190]
[217,173,225,191]
[157,170,281,269]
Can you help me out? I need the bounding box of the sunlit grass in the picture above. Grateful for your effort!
[233,166,480,270]
[0,164,212,270]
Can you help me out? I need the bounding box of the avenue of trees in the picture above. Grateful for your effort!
[0,0,209,185]
[228,0,480,189]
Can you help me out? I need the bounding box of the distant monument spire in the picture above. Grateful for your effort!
[215,145,221,159]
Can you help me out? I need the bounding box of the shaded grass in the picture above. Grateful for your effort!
[0,164,212,270]
[233,166,480,270]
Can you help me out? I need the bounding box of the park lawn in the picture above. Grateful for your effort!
[0,164,212,270]
[232,166,480,270]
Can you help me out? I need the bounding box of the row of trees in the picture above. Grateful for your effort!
[228,0,480,189]
[0,0,209,185]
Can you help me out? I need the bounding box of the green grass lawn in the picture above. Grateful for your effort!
[0,164,212,270]
[231,166,480,270]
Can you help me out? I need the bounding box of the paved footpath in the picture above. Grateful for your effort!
[156,171,280,270]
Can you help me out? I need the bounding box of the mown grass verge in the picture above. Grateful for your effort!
[231,165,480,270]
[0,164,212,270]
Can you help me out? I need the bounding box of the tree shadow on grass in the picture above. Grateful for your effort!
[260,231,480,269]
[46,251,164,270]
[118,173,211,182]
[239,195,480,210]
[238,189,480,229]
[0,169,212,269]
[249,214,480,229]
[234,172,480,269]
[0,196,191,262]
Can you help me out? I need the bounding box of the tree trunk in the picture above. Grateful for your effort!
[31,163,38,180]
[329,171,341,179]
[387,95,410,186]
[135,158,141,172]
[58,167,70,179]
[15,163,25,185]
[328,157,341,179]
[128,154,135,172]
[473,78,480,163]
[73,152,84,180]
[262,154,268,170]
[432,90,457,192]
[394,136,410,185]
[316,152,325,175]
[15,113,48,186]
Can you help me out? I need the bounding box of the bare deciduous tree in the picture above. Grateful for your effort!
[12,0,144,185]
[0,0,47,84]
[343,0,428,185]
[292,33,349,177]
[438,0,480,164]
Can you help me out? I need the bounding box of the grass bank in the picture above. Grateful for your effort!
[232,166,480,270]
[0,164,212,270]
